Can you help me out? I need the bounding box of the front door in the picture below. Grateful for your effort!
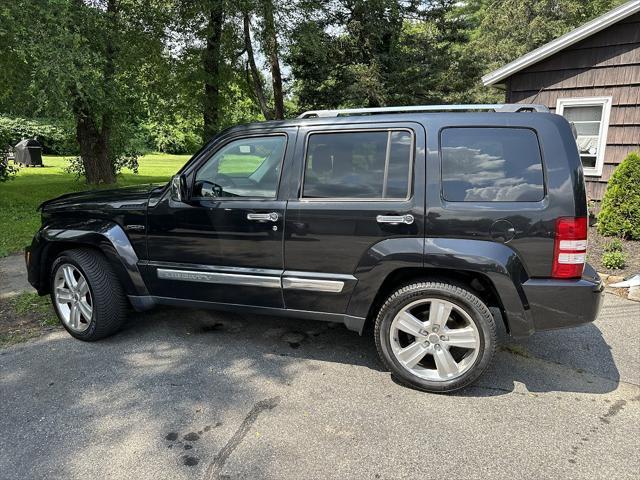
[143,128,296,308]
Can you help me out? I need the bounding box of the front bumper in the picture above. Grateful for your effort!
[25,229,46,294]
[522,263,605,332]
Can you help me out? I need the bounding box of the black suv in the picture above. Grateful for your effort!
[26,104,604,392]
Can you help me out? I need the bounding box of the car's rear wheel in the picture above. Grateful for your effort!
[374,281,497,393]
[50,248,127,341]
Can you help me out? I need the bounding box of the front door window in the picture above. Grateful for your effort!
[194,135,287,198]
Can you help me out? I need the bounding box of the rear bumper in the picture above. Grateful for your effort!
[522,263,605,332]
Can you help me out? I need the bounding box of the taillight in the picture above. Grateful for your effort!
[552,217,587,279]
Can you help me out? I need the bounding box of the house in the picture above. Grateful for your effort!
[482,0,640,202]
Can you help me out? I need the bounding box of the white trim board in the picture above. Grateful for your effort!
[482,0,640,86]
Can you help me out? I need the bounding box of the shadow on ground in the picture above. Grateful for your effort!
[0,299,630,479]
[122,305,621,398]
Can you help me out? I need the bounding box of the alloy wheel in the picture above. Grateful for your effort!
[389,298,480,381]
[53,264,93,333]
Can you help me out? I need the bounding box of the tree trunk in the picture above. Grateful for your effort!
[67,0,117,185]
[203,5,225,140]
[75,109,115,185]
[261,0,284,119]
[243,11,272,120]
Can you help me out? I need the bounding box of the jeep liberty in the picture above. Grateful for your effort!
[26,104,604,392]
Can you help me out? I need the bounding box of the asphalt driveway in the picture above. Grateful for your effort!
[1,293,638,479]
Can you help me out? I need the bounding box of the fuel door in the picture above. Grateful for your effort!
[490,219,516,243]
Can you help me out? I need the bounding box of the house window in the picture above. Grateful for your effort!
[556,97,612,177]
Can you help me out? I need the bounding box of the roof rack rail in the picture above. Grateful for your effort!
[297,104,549,118]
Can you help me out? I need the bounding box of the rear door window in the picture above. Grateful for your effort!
[303,130,413,199]
[440,127,545,202]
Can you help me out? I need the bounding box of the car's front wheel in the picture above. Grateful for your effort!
[375,281,497,393]
[50,248,127,341]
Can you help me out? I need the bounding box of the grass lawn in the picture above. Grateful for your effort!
[0,153,190,257]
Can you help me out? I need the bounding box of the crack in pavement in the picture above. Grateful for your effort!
[203,396,281,480]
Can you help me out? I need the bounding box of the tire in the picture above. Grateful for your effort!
[49,248,128,341]
[374,281,497,393]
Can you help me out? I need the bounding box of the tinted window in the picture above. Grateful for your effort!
[441,127,544,202]
[303,130,412,199]
[194,135,286,198]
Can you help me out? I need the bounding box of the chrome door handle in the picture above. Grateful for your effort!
[247,212,279,222]
[376,214,414,225]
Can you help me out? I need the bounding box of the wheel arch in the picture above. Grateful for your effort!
[33,220,148,298]
[362,267,509,334]
[346,238,533,338]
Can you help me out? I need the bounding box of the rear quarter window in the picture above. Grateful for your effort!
[440,127,545,202]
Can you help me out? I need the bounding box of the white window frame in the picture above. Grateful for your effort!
[556,96,612,177]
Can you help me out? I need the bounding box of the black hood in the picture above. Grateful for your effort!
[39,184,163,213]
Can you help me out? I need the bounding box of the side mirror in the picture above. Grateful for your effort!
[170,174,189,203]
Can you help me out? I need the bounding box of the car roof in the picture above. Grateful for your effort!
[220,111,561,135]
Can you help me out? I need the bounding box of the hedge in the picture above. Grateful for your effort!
[597,151,640,240]
[0,116,77,155]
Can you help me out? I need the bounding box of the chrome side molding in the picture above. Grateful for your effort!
[157,268,281,289]
[282,277,345,293]
[157,266,352,293]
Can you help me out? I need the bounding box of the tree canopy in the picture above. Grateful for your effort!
[0,0,624,183]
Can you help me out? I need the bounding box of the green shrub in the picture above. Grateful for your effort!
[598,152,640,240]
[0,158,19,182]
[0,116,77,155]
[143,116,201,154]
[604,238,623,253]
[602,251,626,270]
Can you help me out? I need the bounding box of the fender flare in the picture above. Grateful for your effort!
[346,237,533,337]
[35,219,149,297]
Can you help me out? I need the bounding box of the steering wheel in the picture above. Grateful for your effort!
[215,173,237,187]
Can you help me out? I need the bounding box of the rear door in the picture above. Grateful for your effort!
[425,118,553,277]
[282,122,426,314]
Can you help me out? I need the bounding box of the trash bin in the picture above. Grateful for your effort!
[14,138,43,167]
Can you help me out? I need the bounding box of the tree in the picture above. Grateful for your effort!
[202,3,226,140]
[260,0,285,119]
[243,8,273,120]
[0,3,33,115]
[2,0,627,172]
[287,0,475,110]
[467,0,626,73]
[239,0,287,120]
[3,0,169,184]
[173,0,265,140]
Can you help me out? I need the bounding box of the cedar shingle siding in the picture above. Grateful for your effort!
[506,12,640,201]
